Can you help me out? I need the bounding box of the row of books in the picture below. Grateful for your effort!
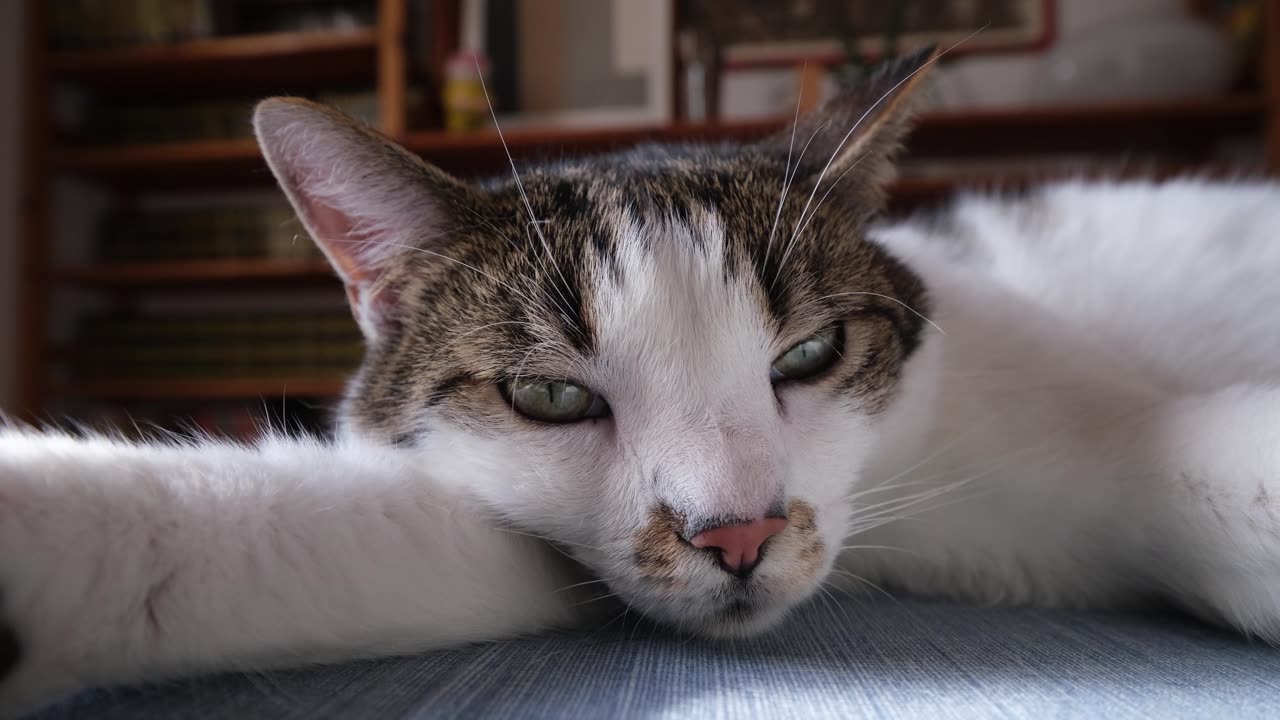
[49,0,375,49]
[75,311,363,379]
[98,207,322,263]
[78,91,378,146]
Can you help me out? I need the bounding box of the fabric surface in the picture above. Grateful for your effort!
[30,597,1280,719]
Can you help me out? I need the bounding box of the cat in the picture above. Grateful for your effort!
[3,47,1280,713]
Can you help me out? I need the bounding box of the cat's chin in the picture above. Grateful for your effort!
[635,591,802,640]
[691,602,794,639]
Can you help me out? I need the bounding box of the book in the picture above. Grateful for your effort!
[74,310,364,380]
[98,206,322,263]
[49,0,375,50]
[76,91,381,146]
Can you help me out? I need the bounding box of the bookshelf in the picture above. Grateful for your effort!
[50,95,1267,187]
[16,0,1280,435]
[50,378,348,401]
[51,259,337,288]
[49,28,381,92]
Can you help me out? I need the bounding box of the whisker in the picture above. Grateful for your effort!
[849,474,980,518]
[779,150,869,264]
[774,151,869,279]
[846,489,994,536]
[553,578,612,594]
[838,544,920,556]
[822,291,946,335]
[493,527,602,552]
[324,237,542,309]
[474,57,580,326]
[570,592,621,608]
[791,31,985,247]
[829,569,902,606]
[435,320,542,354]
[763,65,807,265]
[845,478,948,503]
[773,30,988,286]
[817,584,855,626]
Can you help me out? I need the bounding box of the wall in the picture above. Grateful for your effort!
[939,0,1184,107]
[0,1,24,412]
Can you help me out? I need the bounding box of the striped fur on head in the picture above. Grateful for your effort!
[254,48,939,637]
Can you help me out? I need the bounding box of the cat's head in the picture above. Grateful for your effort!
[254,49,937,637]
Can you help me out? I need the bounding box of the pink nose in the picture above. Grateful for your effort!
[690,517,789,577]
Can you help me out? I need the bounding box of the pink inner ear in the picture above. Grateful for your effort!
[300,196,401,333]
[307,201,371,286]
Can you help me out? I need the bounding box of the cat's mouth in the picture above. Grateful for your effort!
[671,584,801,638]
[618,498,829,637]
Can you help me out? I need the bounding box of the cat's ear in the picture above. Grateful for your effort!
[253,98,469,340]
[755,45,937,196]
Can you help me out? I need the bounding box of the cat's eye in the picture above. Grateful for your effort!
[504,378,610,423]
[771,326,842,382]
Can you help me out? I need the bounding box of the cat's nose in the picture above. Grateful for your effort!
[689,517,789,578]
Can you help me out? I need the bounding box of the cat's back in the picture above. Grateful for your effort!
[873,178,1280,392]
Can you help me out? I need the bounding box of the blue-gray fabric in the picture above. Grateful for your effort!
[30,597,1280,719]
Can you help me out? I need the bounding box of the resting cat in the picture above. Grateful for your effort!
[3,49,1280,713]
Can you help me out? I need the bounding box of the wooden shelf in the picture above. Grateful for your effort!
[52,259,337,288]
[51,95,1264,188]
[52,137,271,188]
[407,95,1268,173]
[906,94,1266,157]
[41,166,1247,290]
[19,0,1280,427]
[51,378,348,401]
[50,29,379,93]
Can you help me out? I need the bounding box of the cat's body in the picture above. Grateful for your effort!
[854,180,1280,626]
[2,51,1279,712]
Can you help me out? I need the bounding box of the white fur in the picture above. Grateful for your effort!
[0,432,586,712]
[2,179,1279,712]
[851,180,1280,626]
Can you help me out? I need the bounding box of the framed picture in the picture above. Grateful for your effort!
[686,0,1054,68]
[487,0,673,127]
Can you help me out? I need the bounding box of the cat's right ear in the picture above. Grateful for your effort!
[253,98,469,340]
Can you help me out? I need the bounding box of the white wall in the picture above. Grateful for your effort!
[938,0,1184,107]
[0,1,23,412]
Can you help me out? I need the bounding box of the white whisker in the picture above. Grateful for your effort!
[553,578,612,594]
[829,569,900,605]
[474,57,580,326]
[763,64,807,264]
[821,290,946,335]
[494,527,602,552]
[838,544,919,556]
[774,30,987,284]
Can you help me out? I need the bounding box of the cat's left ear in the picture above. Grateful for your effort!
[253,98,474,340]
[754,45,937,199]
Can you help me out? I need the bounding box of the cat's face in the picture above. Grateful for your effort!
[255,50,934,637]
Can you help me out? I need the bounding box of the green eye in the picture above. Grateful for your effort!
[504,378,610,423]
[771,326,842,382]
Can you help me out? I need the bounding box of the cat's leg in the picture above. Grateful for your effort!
[0,432,590,713]
[1135,384,1280,639]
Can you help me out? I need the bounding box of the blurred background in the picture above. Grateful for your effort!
[0,0,1272,438]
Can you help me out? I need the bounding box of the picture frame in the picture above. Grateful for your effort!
[687,0,1055,68]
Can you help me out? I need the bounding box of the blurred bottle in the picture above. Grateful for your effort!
[444,0,492,131]
[443,50,492,131]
